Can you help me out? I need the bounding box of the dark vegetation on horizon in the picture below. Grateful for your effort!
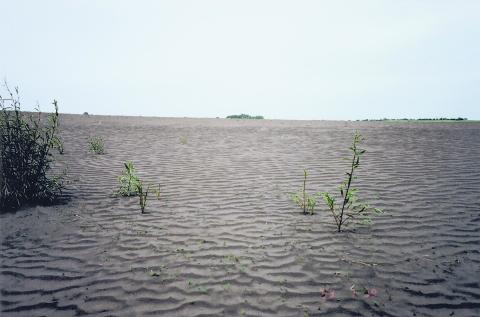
[0,83,65,211]
[226,114,264,119]
[358,117,468,121]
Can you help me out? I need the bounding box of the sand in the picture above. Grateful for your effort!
[1,115,480,317]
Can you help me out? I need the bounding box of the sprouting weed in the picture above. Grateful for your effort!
[117,161,141,196]
[322,132,383,232]
[222,283,232,291]
[137,181,160,214]
[88,136,105,154]
[351,284,378,298]
[291,169,319,215]
[180,136,188,145]
[225,254,241,264]
[117,161,161,213]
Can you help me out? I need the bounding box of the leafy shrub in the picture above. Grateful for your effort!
[117,161,160,213]
[88,136,105,154]
[0,84,64,211]
[117,161,141,196]
[291,169,318,215]
[322,132,382,232]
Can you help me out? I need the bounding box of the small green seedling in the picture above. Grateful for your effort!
[117,161,141,196]
[180,136,188,145]
[291,169,318,215]
[88,136,105,154]
[116,161,161,213]
[322,132,382,232]
[136,181,160,213]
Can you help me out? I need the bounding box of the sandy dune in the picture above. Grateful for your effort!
[1,115,480,316]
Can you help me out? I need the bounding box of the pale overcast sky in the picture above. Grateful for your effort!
[1,1,479,120]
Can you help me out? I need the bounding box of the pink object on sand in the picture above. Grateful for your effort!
[365,288,378,298]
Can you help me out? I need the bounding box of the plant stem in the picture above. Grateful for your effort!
[339,145,357,232]
[303,170,307,214]
[329,206,339,228]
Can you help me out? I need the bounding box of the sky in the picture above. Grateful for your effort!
[1,1,479,120]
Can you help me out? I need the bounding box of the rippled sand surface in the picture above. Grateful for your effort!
[1,116,480,317]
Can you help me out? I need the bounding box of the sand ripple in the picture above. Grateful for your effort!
[1,117,480,316]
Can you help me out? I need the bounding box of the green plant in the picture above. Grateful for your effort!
[226,114,264,119]
[291,169,318,215]
[88,136,105,154]
[0,83,64,211]
[117,161,160,212]
[117,161,141,196]
[322,132,382,232]
[180,136,188,145]
[136,181,160,213]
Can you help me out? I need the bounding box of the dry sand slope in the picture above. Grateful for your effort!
[1,116,480,317]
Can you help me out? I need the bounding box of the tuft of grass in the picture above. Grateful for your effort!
[1,82,65,211]
[322,131,382,232]
[180,136,188,145]
[291,170,318,215]
[88,136,105,154]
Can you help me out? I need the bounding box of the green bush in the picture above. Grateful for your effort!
[88,136,105,154]
[117,161,141,196]
[0,84,64,211]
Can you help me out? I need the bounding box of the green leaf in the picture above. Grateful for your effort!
[360,218,373,225]
[322,192,335,211]
[374,208,383,214]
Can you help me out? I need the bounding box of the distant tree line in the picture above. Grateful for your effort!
[358,117,468,122]
[226,114,264,119]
